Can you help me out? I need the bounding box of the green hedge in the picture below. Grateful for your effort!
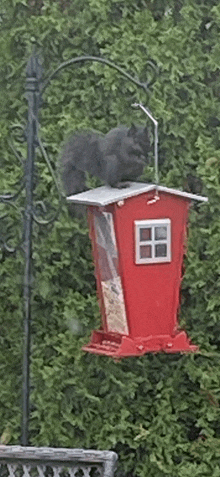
[0,1,220,475]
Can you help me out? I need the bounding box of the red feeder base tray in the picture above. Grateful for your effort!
[82,330,198,357]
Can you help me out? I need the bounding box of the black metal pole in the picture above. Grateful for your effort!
[21,55,41,446]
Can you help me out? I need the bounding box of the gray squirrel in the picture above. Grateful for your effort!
[60,124,151,198]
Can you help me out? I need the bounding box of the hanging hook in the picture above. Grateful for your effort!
[132,103,159,186]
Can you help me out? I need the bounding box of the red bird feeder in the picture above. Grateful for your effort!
[68,182,207,357]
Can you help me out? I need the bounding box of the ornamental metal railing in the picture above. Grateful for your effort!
[0,446,118,477]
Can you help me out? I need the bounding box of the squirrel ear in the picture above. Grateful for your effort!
[128,124,137,136]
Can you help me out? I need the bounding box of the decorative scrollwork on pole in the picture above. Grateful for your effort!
[0,126,26,253]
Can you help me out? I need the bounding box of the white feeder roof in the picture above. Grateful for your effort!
[67,182,208,207]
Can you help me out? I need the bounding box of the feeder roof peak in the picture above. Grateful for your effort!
[67,182,208,207]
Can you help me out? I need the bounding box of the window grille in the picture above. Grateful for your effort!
[135,218,171,264]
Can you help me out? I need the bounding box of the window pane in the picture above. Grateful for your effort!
[140,245,152,258]
[155,244,167,257]
[140,227,151,241]
[155,226,167,240]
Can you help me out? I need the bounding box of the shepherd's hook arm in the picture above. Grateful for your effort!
[41,56,157,94]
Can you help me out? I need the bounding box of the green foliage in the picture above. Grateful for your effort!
[1,0,220,476]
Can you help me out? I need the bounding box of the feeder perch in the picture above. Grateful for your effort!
[68,182,207,357]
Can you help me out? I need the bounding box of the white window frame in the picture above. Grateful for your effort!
[135,218,171,264]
